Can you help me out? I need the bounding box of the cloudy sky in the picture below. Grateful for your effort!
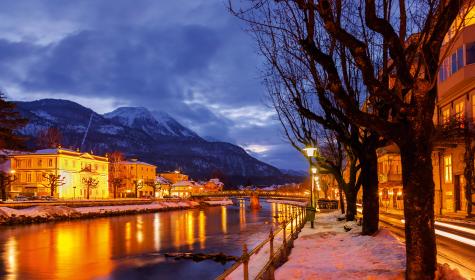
[0,0,307,171]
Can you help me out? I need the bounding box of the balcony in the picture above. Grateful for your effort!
[379,173,402,184]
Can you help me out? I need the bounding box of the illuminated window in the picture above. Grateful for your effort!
[26,173,32,182]
[442,107,450,124]
[48,159,53,166]
[38,159,42,167]
[444,155,453,183]
[455,101,465,120]
[27,159,31,168]
[472,97,475,122]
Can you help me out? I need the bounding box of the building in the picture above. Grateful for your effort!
[159,171,189,184]
[155,176,172,197]
[202,178,224,192]
[7,148,109,199]
[373,9,475,216]
[117,159,156,198]
[376,145,404,210]
[433,11,475,215]
[171,180,202,198]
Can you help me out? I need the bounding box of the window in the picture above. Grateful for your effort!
[27,159,31,168]
[26,173,32,182]
[38,159,42,167]
[440,58,449,82]
[467,42,475,65]
[457,47,464,70]
[452,52,457,74]
[444,155,453,183]
[48,159,53,167]
[442,107,450,124]
[455,101,465,120]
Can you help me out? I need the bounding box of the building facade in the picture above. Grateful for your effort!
[8,148,109,199]
[159,171,189,184]
[117,159,156,198]
[374,12,475,215]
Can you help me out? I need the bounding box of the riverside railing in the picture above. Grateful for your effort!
[216,205,308,280]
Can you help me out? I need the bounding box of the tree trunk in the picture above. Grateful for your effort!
[346,186,357,221]
[0,175,6,201]
[400,137,436,280]
[360,146,379,235]
[50,185,54,197]
[86,187,90,200]
[339,186,345,214]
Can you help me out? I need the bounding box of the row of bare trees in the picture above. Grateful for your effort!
[232,0,472,278]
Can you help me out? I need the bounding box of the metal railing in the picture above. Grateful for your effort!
[216,205,308,280]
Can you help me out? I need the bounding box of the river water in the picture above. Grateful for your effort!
[0,200,296,280]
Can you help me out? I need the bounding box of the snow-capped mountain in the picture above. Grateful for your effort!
[104,107,200,139]
[14,99,303,186]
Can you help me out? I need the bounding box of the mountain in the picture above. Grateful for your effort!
[280,169,307,177]
[104,107,200,139]
[14,99,304,187]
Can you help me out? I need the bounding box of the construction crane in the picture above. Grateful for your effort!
[80,112,94,152]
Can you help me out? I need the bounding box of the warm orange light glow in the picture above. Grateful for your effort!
[221,206,227,234]
[199,210,206,249]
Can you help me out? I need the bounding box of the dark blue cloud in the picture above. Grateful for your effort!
[0,0,308,171]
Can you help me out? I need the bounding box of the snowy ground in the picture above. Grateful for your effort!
[275,211,406,279]
[275,211,467,280]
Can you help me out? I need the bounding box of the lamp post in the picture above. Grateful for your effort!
[73,186,76,200]
[303,147,318,228]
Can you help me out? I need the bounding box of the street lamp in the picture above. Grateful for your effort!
[303,146,318,228]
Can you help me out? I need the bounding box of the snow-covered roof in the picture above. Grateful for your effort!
[120,160,156,167]
[156,176,171,184]
[209,178,224,186]
[172,180,202,187]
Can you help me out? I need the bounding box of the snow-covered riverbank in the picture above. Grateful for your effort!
[0,201,200,225]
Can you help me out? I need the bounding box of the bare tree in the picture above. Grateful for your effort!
[244,5,381,232]
[41,173,66,197]
[133,179,143,198]
[0,171,16,201]
[108,151,124,199]
[37,127,62,149]
[145,179,159,198]
[232,0,473,277]
[82,177,99,200]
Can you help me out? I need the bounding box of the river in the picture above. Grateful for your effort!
[0,200,296,280]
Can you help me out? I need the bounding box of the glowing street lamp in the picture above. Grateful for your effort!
[303,146,318,228]
[303,147,318,157]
